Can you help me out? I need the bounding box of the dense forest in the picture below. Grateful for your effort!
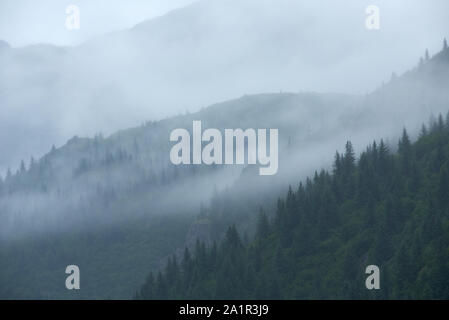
[137,115,449,299]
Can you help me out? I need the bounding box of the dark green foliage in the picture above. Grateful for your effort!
[138,116,449,299]
[0,214,192,299]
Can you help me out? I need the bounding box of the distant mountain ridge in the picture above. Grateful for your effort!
[1,0,446,173]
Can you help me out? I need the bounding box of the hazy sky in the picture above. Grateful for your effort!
[1,0,448,53]
[0,0,197,47]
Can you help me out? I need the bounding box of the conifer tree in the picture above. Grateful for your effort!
[344,141,355,172]
[256,208,270,239]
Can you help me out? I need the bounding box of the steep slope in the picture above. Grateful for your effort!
[2,46,449,239]
[137,121,449,299]
[0,91,360,239]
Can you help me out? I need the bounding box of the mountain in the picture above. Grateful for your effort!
[0,45,448,299]
[1,0,447,174]
[2,45,448,236]
[134,47,449,301]
[137,119,449,300]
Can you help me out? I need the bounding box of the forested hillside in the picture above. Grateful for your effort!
[0,214,193,299]
[1,45,448,299]
[137,118,449,299]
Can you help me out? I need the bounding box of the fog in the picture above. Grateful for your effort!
[1,0,449,238]
[1,0,449,175]
[0,0,197,47]
[1,57,449,240]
